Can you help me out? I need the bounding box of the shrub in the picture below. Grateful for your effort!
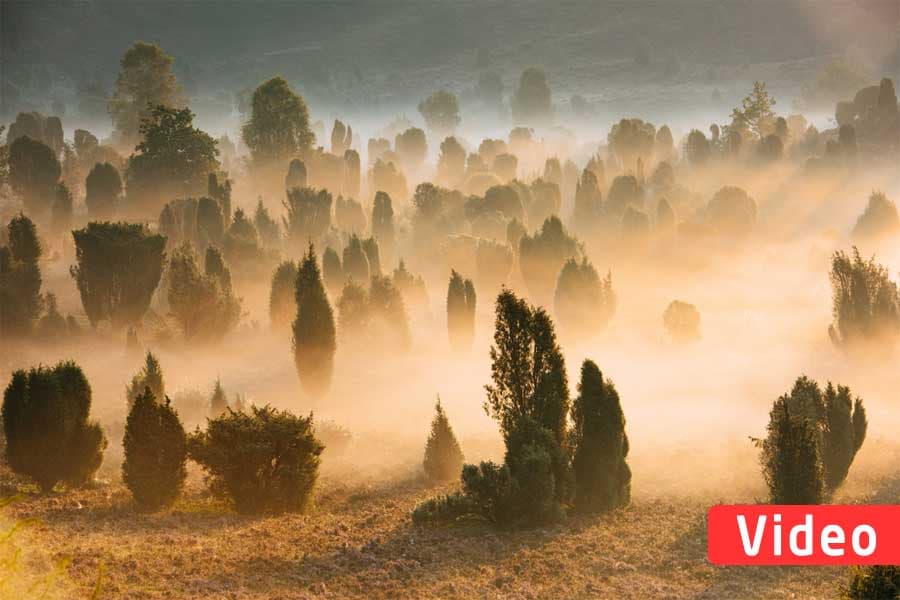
[321,247,344,297]
[84,162,122,219]
[269,260,298,329]
[282,187,332,251]
[0,214,43,337]
[122,388,187,509]
[2,361,107,491]
[828,247,900,350]
[758,395,824,504]
[571,360,631,513]
[706,186,757,236]
[342,234,370,283]
[188,405,324,514]
[554,258,615,337]
[663,300,701,342]
[852,191,900,240]
[843,566,900,599]
[126,351,165,409]
[71,221,166,329]
[422,398,464,483]
[167,243,241,341]
[519,216,580,308]
[208,378,228,418]
[292,244,337,397]
[447,270,476,352]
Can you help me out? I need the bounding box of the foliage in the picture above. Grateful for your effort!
[85,162,122,219]
[188,405,323,514]
[852,191,899,240]
[447,270,476,352]
[418,91,461,134]
[685,129,711,165]
[242,77,315,166]
[126,351,165,409]
[571,360,631,513]
[606,175,644,219]
[8,136,60,215]
[511,67,552,124]
[2,361,107,491]
[422,397,465,482]
[731,81,776,138]
[208,378,228,419]
[342,234,370,283]
[758,395,824,504]
[71,221,166,329]
[519,216,580,307]
[842,566,900,599]
[122,387,187,510]
[828,247,900,350]
[269,260,298,329]
[282,187,332,251]
[292,244,337,397]
[395,127,427,171]
[554,258,616,337]
[663,300,701,343]
[167,243,241,341]
[0,214,43,337]
[254,199,281,249]
[706,186,757,236]
[608,118,655,171]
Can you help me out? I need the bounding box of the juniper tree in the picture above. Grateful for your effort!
[0,214,43,337]
[371,191,395,264]
[8,136,61,215]
[828,247,900,350]
[122,387,187,510]
[222,207,271,276]
[656,197,675,230]
[843,565,900,599]
[606,175,644,219]
[337,280,369,340]
[35,292,67,340]
[292,244,337,398]
[423,397,465,483]
[242,77,315,168]
[209,378,228,418]
[392,260,429,311]
[188,405,324,514]
[84,162,122,219]
[254,199,281,249]
[322,247,344,297]
[852,191,900,241]
[2,361,107,491]
[447,270,476,352]
[821,383,867,491]
[343,149,361,200]
[285,159,308,191]
[167,243,241,341]
[367,275,412,351]
[554,258,616,337]
[759,396,824,504]
[51,183,74,236]
[707,186,757,236]
[269,260,298,329]
[362,237,381,276]
[573,169,603,235]
[282,187,332,251]
[335,196,366,234]
[571,360,631,513]
[342,234,370,283]
[663,300,701,343]
[519,216,580,308]
[71,222,166,329]
[126,351,165,409]
[207,172,232,224]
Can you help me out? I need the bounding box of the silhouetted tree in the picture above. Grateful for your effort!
[554,258,615,337]
[656,197,675,230]
[292,245,337,398]
[342,234,370,283]
[122,387,187,510]
[706,186,757,236]
[50,183,73,235]
[269,260,298,329]
[85,162,122,219]
[71,222,166,329]
[663,300,700,343]
[511,67,552,124]
[8,136,60,215]
[208,378,228,419]
[571,360,631,513]
[322,247,344,297]
[395,127,427,172]
[188,405,323,514]
[35,292,67,340]
[447,270,476,352]
[371,191,395,264]
[343,149,361,199]
[367,275,412,351]
[573,169,602,234]
[685,129,711,165]
[282,187,332,252]
[362,236,381,275]
[606,175,644,219]
[369,159,407,203]
[0,214,43,337]
[167,243,241,341]
[828,248,900,350]
[330,119,352,155]
[843,565,900,599]
[418,91,461,134]
[852,191,899,240]
[109,42,183,149]
[6,112,64,155]
[254,199,281,250]
[285,159,308,191]
[2,361,107,491]
[423,397,465,482]
[437,136,466,186]
[242,77,315,167]
[519,216,580,307]
[608,118,655,171]
[392,260,429,311]
[207,172,232,225]
[335,196,366,234]
[732,81,776,138]
[126,351,165,409]
[756,134,783,162]
[758,396,824,504]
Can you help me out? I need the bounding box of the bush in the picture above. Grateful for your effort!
[0,214,43,337]
[167,243,241,341]
[571,360,631,513]
[126,351,165,409]
[422,398,464,483]
[663,300,701,343]
[2,361,107,491]
[122,387,187,510]
[84,162,122,219]
[292,244,337,397]
[342,234,370,283]
[828,247,900,350]
[843,566,900,599]
[706,186,757,236]
[208,378,228,418]
[282,187,332,252]
[188,405,324,514]
[554,258,615,337]
[269,260,298,329]
[852,191,900,240]
[758,395,824,504]
[519,216,580,307]
[447,270,476,352]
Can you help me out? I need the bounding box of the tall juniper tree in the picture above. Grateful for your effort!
[269,260,298,329]
[0,214,43,337]
[292,244,337,398]
[126,351,165,409]
[447,270,476,352]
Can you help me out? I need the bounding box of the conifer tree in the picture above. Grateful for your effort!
[571,360,631,513]
[362,237,381,276]
[254,199,281,249]
[342,234,370,283]
[269,260,298,329]
[423,397,465,483]
[2,361,107,491]
[519,216,580,308]
[663,300,701,343]
[554,258,616,337]
[292,244,337,398]
[122,387,187,510]
[759,396,825,504]
[0,214,43,337]
[447,270,476,352]
[368,275,412,351]
[167,243,241,341]
[322,247,344,297]
[209,378,228,418]
[126,351,165,409]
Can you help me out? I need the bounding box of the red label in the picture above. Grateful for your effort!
[708,505,900,565]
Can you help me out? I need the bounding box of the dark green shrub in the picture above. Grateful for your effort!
[423,398,464,482]
[126,351,165,409]
[828,248,900,350]
[758,395,825,504]
[447,270,476,352]
[0,214,43,337]
[2,361,107,491]
[292,244,337,397]
[571,360,631,513]
[122,388,187,510]
[188,405,324,514]
[167,243,241,341]
[843,566,900,599]
[269,260,298,329]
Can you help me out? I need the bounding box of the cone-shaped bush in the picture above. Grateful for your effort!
[292,244,337,398]
[167,243,241,341]
[423,397,465,483]
[519,216,580,307]
[822,383,867,491]
[209,378,228,418]
[122,387,187,510]
[554,258,615,337]
[447,270,476,352]
[126,351,165,409]
[188,405,324,514]
[759,396,824,504]
[2,361,107,491]
[571,360,631,513]
[0,214,43,337]
[269,260,298,329]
